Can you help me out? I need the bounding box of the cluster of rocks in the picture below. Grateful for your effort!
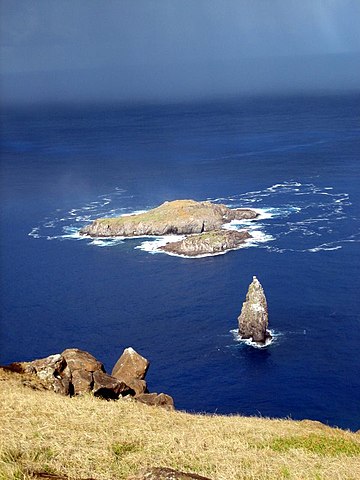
[238,276,272,345]
[80,199,258,256]
[9,347,174,410]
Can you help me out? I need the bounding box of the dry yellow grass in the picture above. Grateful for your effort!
[1,368,359,480]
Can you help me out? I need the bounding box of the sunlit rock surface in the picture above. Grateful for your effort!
[238,276,272,345]
[160,229,252,257]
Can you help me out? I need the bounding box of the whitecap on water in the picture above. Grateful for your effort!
[308,245,342,253]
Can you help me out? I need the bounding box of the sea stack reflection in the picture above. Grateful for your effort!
[238,276,272,345]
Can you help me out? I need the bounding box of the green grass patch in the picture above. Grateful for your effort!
[111,442,140,459]
[30,446,55,462]
[263,434,360,457]
[95,200,217,226]
[1,448,25,464]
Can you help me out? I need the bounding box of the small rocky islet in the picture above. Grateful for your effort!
[80,199,258,256]
[160,229,252,257]
[238,276,272,345]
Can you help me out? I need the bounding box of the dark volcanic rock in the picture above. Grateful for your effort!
[31,472,96,480]
[136,392,175,410]
[160,229,251,257]
[128,467,212,480]
[80,199,258,238]
[238,276,272,345]
[61,348,105,396]
[92,370,133,399]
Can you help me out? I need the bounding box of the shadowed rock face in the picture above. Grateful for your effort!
[238,276,272,345]
[160,229,252,257]
[80,199,257,237]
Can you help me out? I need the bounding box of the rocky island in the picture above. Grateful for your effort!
[160,229,252,256]
[80,199,258,256]
[238,276,272,345]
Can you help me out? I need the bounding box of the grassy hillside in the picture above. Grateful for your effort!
[1,368,359,480]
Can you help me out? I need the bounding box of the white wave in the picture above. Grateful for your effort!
[58,228,84,240]
[230,328,280,348]
[249,208,274,220]
[208,197,229,202]
[222,216,275,247]
[308,245,342,252]
[223,220,255,231]
[266,181,302,192]
[135,235,186,254]
[28,227,39,237]
[243,230,275,247]
[89,238,125,247]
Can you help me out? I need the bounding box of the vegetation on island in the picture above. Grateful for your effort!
[80,199,258,240]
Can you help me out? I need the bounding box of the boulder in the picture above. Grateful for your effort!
[61,348,106,396]
[30,354,66,379]
[92,370,133,399]
[112,347,149,390]
[238,276,272,345]
[8,354,70,395]
[128,467,212,480]
[61,348,104,374]
[160,229,251,257]
[135,393,174,410]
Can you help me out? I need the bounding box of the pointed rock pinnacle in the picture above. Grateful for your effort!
[238,276,271,344]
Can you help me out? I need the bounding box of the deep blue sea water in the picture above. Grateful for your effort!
[1,94,359,430]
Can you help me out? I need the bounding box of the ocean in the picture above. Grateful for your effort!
[1,94,359,430]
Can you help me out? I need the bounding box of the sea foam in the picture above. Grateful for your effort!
[230,328,280,348]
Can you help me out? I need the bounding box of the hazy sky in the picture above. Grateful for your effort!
[1,0,360,104]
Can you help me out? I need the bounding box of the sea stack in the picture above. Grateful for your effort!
[238,276,272,345]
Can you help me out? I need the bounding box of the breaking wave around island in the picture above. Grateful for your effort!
[230,328,281,349]
[28,181,357,257]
